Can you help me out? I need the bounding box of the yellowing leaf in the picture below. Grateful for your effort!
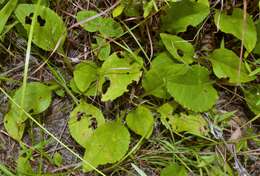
[210,48,255,83]
[160,33,194,64]
[100,53,142,101]
[68,100,105,148]
[214,8,256,53]
[166,65,218,112]
[126,106,154,138]
[83,121,130,172]
[161,0,209,33]
[15,4,67,51]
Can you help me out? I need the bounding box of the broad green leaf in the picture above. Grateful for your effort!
[157,103,176,130]
[11,82,52,123]
[92,36,111,60]
[210,48,255,83]
[170,114,208,136]
[76,10,103,32]
[166,65,218,112]
[243,85,260,115]
[126,106,154,138]
[160,163,188,176]
[68,100,105,148]
[99,18,124,38]
[142,52,174,98]
[143,1,154,18]
[4,111,25,141]
[0,0,18,34]
[100,53,142,101]
[83,121,130,172]
[17,151,33,175]
[160,33,194,64]
[73,62,98,92]
[214,8,256,52]
[15,4,67,51]
[161,0,209,33]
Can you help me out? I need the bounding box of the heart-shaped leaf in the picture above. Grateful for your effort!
[161,0,209,33]
[166,65,218,112]
[15,4,67,51]
[100,53,142,101]
[68,100,105,148]
[83,121,130,172]
[214,8,256,53]
[160,33,194,64]
[210,48,255,83]
[126,106,154,138]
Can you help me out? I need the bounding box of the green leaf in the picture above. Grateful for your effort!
[53,152,63,167]
[100,53,142,101]
[73,62,98,92]
[0,0,18,34]
[99,18,124,38]
[170,114,208,136]
[214,8,256,52]
[11,82,52,123]
[161,0,209,33]
[243,85,260,115]
[83,121,130,172]
[126,106,154,138]
[160,163,188,176]
[157,103,176,130]
[142,52,174,98]
[113,4,125,17]
[4,111,25,141]
[93,36,111,60]
[76,10,103,32]
[15,4,67,51]
[143,1,154,18]
[210,48,255,83]
[253,19,260,54]
[68,100,105,148]
[166,65,218,112]
[160,33,194,64]
[17,151,33,175]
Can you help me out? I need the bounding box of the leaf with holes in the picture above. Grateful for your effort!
[161,0,209,33]
[160,33,194,64]
[126,106,154,138]
[15,4,67,51]
[83,121,130,172]
[76,10,103,32]
[166,65,218,112]
[243,85,260,115]
[0,0,18,34]
[73,62,98,93]
[214,8,256,53]
[10,82,52,123]
[170,114,208,136]
[100,53,142,101]
[160,163,188,176]
[210,48,255,83]
[142,52,174,98]
[68,100,105,148]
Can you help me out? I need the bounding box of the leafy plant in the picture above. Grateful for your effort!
[0,0,18,34]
